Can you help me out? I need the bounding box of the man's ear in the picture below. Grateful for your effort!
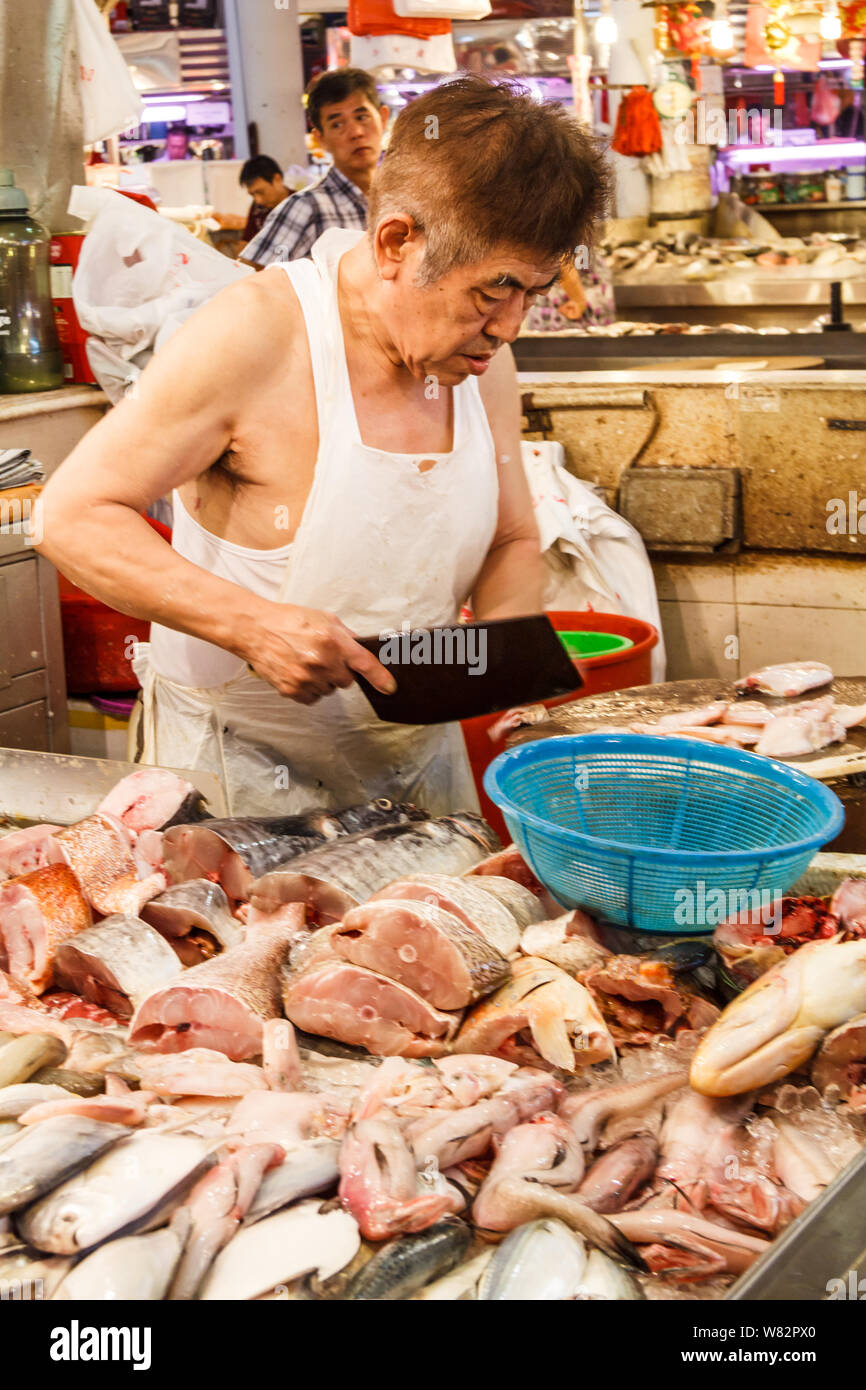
[373,214,422,281]
[379,104,390,127]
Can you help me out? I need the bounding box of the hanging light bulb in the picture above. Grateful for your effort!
[710,0,735,51]
[595,0,618,46]
[820,2,842,39]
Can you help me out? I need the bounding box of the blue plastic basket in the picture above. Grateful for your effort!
[483,733,845,934]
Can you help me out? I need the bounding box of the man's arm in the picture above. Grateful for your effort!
[37,277,392,704]
[240,194,318,269]
[471,345,546,619]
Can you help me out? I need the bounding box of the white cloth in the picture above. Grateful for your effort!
[134,229,499,817]
[522,440,666,684]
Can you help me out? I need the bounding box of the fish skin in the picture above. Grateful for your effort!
[250,819,498,923]
[52,1228,183,1301]
[142,880,243,951]
[53,916,182,1021]
[0,864,92,994]
[0,1082,76,1119]
[469,876,547,930]
[18,1130,213,1254]
[410,1247,493,1300]
[333,899,511,1010]
[0,1115,127,1215]
[477,1219,587,1301]
[129,917,302,1061]
[578,1247,646,1300]
[343,1218,471,1300]
[242,1139,341,1225]
[56,814,163,917]
[575,1134,659,1213]
[0,1033,67,1088]
[520,913,610,977]
[370,875,522,958]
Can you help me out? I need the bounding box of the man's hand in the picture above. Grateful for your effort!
[242,602,396,705]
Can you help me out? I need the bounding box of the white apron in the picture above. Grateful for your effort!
[133,229,499,817]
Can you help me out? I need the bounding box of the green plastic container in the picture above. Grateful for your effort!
[558,629,634,659]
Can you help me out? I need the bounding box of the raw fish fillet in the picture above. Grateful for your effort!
[0,864,92,994]
[368,874,523,956]
[755,711,846,758]
[97,770,208,836]
[831,879,866,934]
[53,915,182,1020]
[332,899,510,1009]
[632,701,728,733]
[129,913,303,1060]
[0,825,63,881]
[282,959,459,1058]
[735,662,833,698]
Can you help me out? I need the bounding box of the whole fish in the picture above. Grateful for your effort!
[242,1139,341,1225]
[343,1218,471,1300]
[578,1247,646,1300]
[0,1239,72,1299]
[369,874,521,958]
[163,802,427,901]
[32,1068,105,1098]
[411,1248,493,1301]
[0,1033,66,1088]
[332,899,510,1010]
[0,865,92,993]
[52,1227,182,1301]
[53,916,182,1020]
[478,1219,589,1301]
[691,936,866,1097]
[55,814,164,917]
[0,1082,76,1119]
[129,915,302,1061]
[251,818,500,925]
[199,1201,360,1301]
[141,880,243,951]
[0,1115,126,1214]
[18,1130,212,1254]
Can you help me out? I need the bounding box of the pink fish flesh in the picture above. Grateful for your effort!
[735,662,833,698]
[332,900,510,1010]
[129,915,303,1060]
[97,770,208,836]
[0,864,93,994]
[282,958,459,1058]
[0,826,63,881]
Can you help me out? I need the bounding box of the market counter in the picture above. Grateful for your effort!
[518,366,866,687]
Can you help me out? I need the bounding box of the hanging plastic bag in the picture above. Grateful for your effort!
[72,0,143,143]
[522,440,666,683]
[67,185,251,401]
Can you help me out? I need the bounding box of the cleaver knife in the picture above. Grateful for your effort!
[354,614,583,725]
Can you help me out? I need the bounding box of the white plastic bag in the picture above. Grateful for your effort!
[68,185,252,401]
[522,440,667,683]
[72,0,143,143]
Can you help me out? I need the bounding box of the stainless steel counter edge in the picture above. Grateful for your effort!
[0,386,108,422]
[518,369,866,387]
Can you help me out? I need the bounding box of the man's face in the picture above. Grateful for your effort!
[246,175,286,209]
[165,132,188,160]
[381,242,561,386]
[314,94,388,180]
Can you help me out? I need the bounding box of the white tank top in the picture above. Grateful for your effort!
[148,227,499,692]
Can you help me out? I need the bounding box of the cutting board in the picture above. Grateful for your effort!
[508,675,866,781]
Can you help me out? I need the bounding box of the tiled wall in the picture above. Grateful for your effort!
[653,553,866,681]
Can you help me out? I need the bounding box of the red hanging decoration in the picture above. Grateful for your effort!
[773,69,785,105]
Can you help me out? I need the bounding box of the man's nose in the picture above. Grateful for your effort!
[486,293,526,344]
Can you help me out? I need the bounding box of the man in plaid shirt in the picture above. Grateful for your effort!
[242,69,389,269]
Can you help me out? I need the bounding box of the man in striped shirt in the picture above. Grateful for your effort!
[241,69,389,269]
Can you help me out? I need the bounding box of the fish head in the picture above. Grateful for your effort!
[690,947,820,1097]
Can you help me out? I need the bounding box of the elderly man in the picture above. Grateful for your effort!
[39,78,607,816]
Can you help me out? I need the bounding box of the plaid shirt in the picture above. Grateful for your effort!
[243,166,368,266]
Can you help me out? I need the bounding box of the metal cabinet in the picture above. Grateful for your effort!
[0,535,68,752]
